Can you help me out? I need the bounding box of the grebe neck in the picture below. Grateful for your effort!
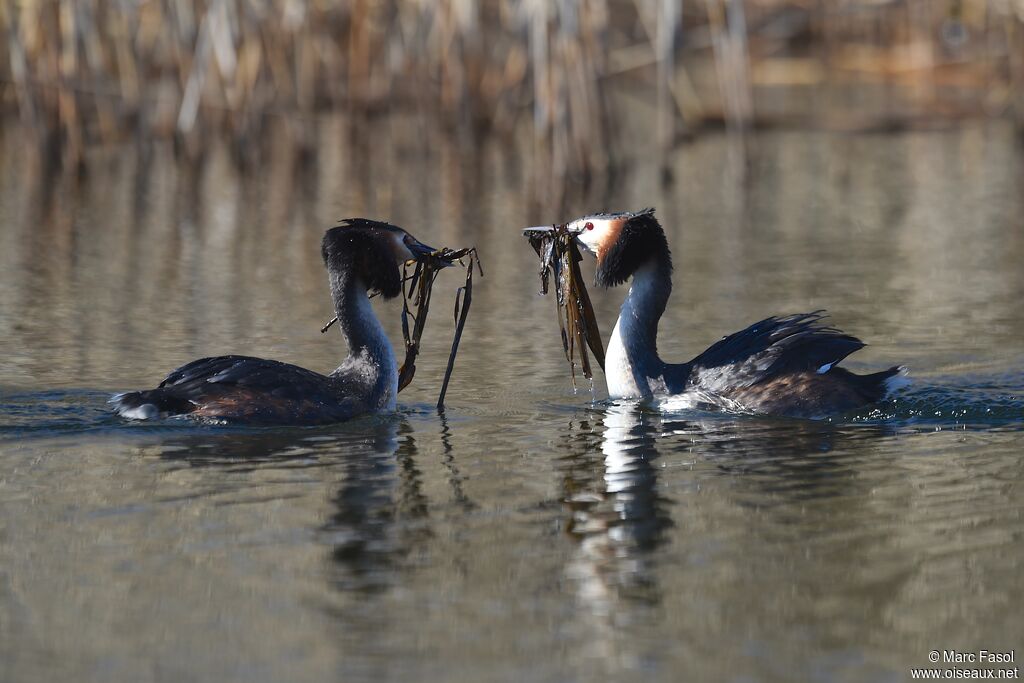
[604,255,672,399]
[328,271,398,409]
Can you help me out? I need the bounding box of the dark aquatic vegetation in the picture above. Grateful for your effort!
[524,225,605,388]
[399,247,483,410]
[322,246,482,410]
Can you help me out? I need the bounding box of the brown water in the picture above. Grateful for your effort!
[1,118,1022,682]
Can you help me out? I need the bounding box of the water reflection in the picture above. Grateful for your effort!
[438,412,476,510]
[661,417,884,504]
[325,420,428,594]
[556,403,899,616]
[140,426,385,468]
[135,417,442,596]
[559,402,671,613]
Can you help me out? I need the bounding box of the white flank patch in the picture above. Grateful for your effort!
[656,389,747,415]
[119,403,159,420]
[884,366,911,397]
[654,393,705,412]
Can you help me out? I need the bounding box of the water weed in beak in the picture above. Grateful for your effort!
[404,234,442,262]
[524,225,605,389]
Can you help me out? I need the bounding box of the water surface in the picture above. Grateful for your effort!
[1,119,1022,682]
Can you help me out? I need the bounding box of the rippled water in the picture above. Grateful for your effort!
[1,119,1022,682]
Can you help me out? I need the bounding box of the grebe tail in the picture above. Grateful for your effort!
[111,219,438,425]
[560,208,907,419]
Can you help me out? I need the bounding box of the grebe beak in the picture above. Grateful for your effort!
[522,225,554,236]
[522,223,573,237]
[404,235,441,263]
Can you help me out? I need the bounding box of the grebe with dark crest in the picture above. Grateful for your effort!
[530,208,908,418]
[111,219,443,425]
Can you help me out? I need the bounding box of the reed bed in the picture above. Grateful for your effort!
[2,0,1022,170]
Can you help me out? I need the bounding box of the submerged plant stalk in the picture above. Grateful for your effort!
[436,250,482,410]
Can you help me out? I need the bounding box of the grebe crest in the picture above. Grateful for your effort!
[322,218,435,297]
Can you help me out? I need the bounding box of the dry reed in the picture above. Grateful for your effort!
[1,0,1021,170]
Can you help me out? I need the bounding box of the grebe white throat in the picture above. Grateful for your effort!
[605,261,671,399]
[330,273,398,412]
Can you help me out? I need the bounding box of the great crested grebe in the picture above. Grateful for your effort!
[542,208,908,418]
[111,219,440,425]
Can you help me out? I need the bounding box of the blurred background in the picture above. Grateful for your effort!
[2,0,1023,192]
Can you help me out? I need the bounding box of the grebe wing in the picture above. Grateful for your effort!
[159,355,337,400]
[113,355,359,423]
[685,311,865,390]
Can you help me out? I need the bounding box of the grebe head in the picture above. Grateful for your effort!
[321,218,438,298]
[565,208,671,287]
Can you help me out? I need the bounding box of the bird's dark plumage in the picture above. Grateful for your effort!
[688,311,863,386]
[112,220,419,424]
[666,312,905,417]
[111,356,361,424]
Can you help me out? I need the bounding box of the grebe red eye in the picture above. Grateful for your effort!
[585,222,594,231]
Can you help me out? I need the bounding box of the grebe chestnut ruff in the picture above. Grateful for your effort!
[111,219,442,425]
[537,208,908,418]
